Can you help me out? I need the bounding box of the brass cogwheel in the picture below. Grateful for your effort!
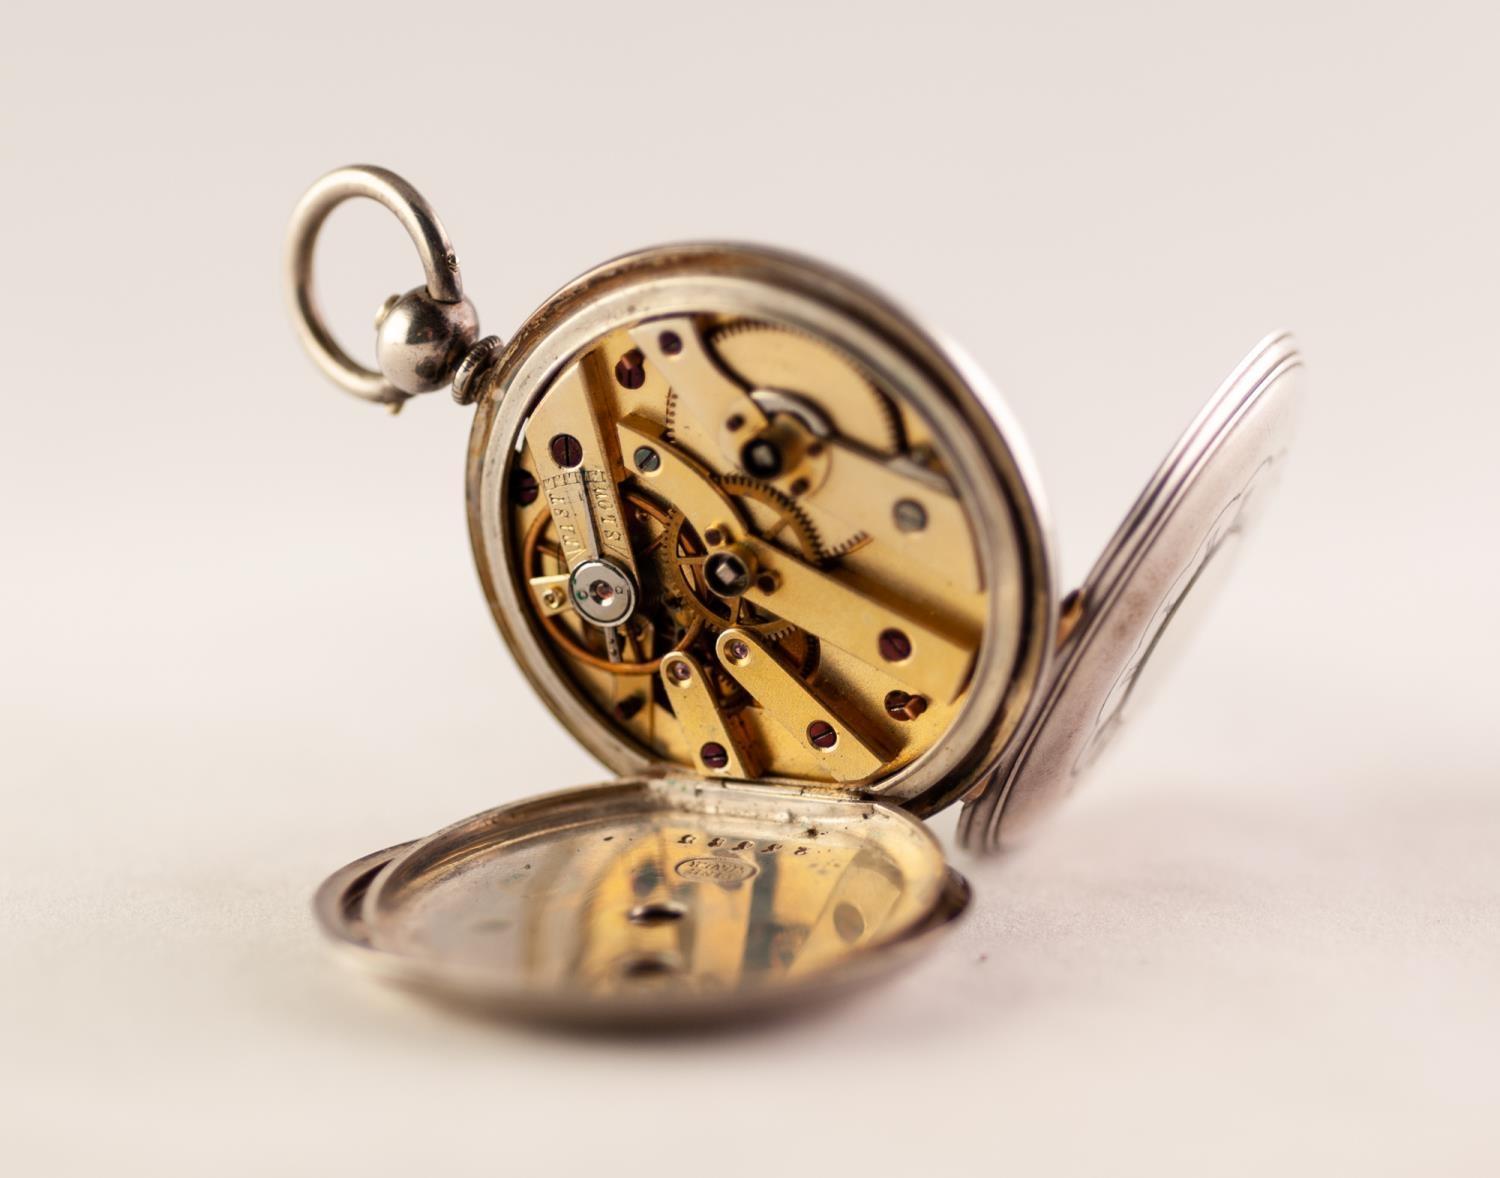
[706,320,904,455]
[656,496,822,695]
[660,509,796,642]
[657,472,835,636]
[717,473,824,561]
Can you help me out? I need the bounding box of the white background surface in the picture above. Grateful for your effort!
[4,2,1497,1174]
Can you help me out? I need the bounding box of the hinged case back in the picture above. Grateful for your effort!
[961,332,1303,850]
[315,773,969,1024]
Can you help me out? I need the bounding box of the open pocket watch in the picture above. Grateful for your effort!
[288,165,1302,1026]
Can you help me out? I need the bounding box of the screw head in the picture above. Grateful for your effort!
[633,445,661,473]
[807,720,838,750]
[615,348,646,389]
[549,433,583,468]
[884,690,928,721]
[878,628,912,661]
[741,437,784,479]
[893,498,928,533]
[659,330,683,355]
[703,526,725,547]
[667,660,692,683]
[512,469,539,506]
[724,638,751,664]
[700,742,729,769]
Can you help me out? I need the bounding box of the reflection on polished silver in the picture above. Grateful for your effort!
[313,776,971,1027]
[372,284,479,398]
[285,164,483,406]
[288,163,1303,1026]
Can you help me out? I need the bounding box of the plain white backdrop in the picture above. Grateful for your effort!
[3,2,1497,1174]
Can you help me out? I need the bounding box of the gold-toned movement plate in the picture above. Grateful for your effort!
[470,245,1056,814]
[491,301,1025,799]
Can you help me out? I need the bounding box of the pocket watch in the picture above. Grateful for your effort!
[287,165,1302,1026]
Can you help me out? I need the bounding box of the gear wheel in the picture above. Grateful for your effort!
[656,501,821,692]
[656,473,834,648]
[660,509,795,642]
[717,473,824,561]
[706,320,904,455]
